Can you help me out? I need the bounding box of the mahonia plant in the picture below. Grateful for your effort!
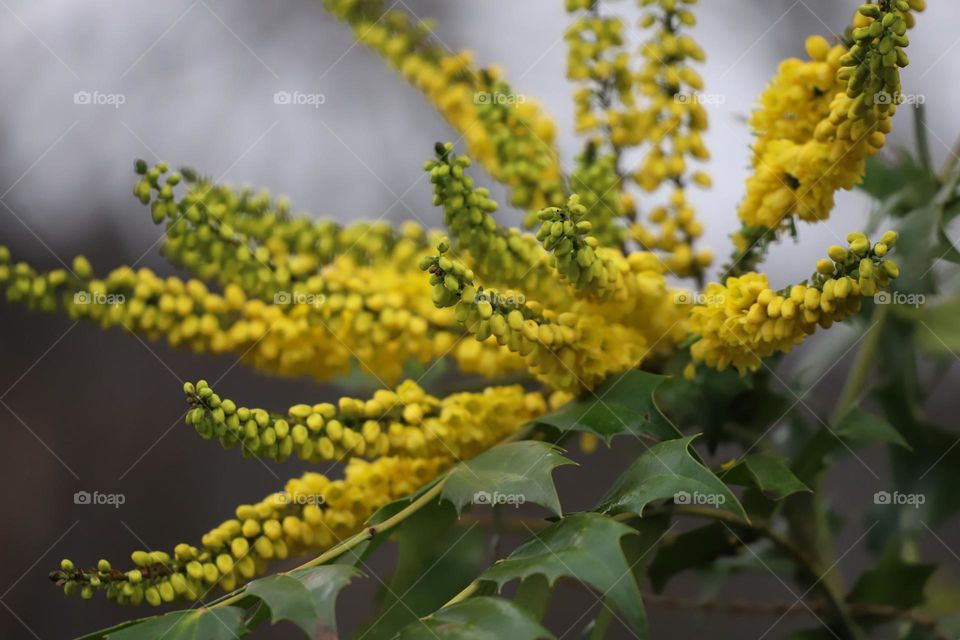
[6,0,960,638]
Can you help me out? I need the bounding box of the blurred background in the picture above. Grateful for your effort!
[1,0,958,638]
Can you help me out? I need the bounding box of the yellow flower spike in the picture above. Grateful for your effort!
[184,379,545,463]
[691,232,901,373]
[324,1,564,215]
[736,2,922,237]
[0,246,528,386]
[421,241,679,391]
[52,454,461,604]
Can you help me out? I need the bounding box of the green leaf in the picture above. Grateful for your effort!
[860,153,936,205]
[441,441,575,516]
[244,564,360,636]
[848,549,935,611]
[480,512,648,637]
[657,369,751,453]
[596,435,747,519]
[535,371,680,443]
[888,423,960,528]
[720,453,810,500]
[105,607,247,640]
[396,597,554,640]
[647,523,747,592]
[893,204,940,294]
[361,501,485,640]
[834,407,910,449]
[792,404,910,483]
[915,298,960,359]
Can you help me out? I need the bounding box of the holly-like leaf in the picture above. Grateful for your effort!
[792,405,911,483]
[481,513,648,637]
[647,523,748,592]
[835,407,910,449]
[535,371,680,443]
[848,548,935,611]
[243,565,360,637]
[440,441,575,516]
[361,501,485,640]
[105,607,247,640]
[396,597,554,640]
[860,153,937,207]
[720,453,810,500]
[596,435,747,519]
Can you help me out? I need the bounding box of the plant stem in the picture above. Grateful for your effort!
[212,477,448,610]
[914,103,932,172]
[832,304,891,423]
[444,580,481,607]
[662,504,860,638]
[587,602,614,640]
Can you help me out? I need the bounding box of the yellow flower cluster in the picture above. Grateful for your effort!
[565,0,632,138]
[30,0,928,614]
[535,194,625,298]
[690,231,900,373]
[138,162,429,303]
[54,455,452,604]
[323,0,565,213]
[186,378,547,463]
[738,1,924,231]
[426,144,563,307]
[0,249,525,384]
[563,0,641,247]
[569,146,633,247]
[627,0,712,279]
[422,239,685,392]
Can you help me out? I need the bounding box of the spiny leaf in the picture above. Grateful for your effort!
[719,453,810,500]
[244,564,361,636]
[441,440,575,516]
[395,597,554,640]
[535,371,680,443]
[848,548,935,611]
[480,513,648,638]
[647,523,747,593]
[596,435,747,520]
[835,407,910,449]
[361,501,485,640]
[103,607,247,640]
